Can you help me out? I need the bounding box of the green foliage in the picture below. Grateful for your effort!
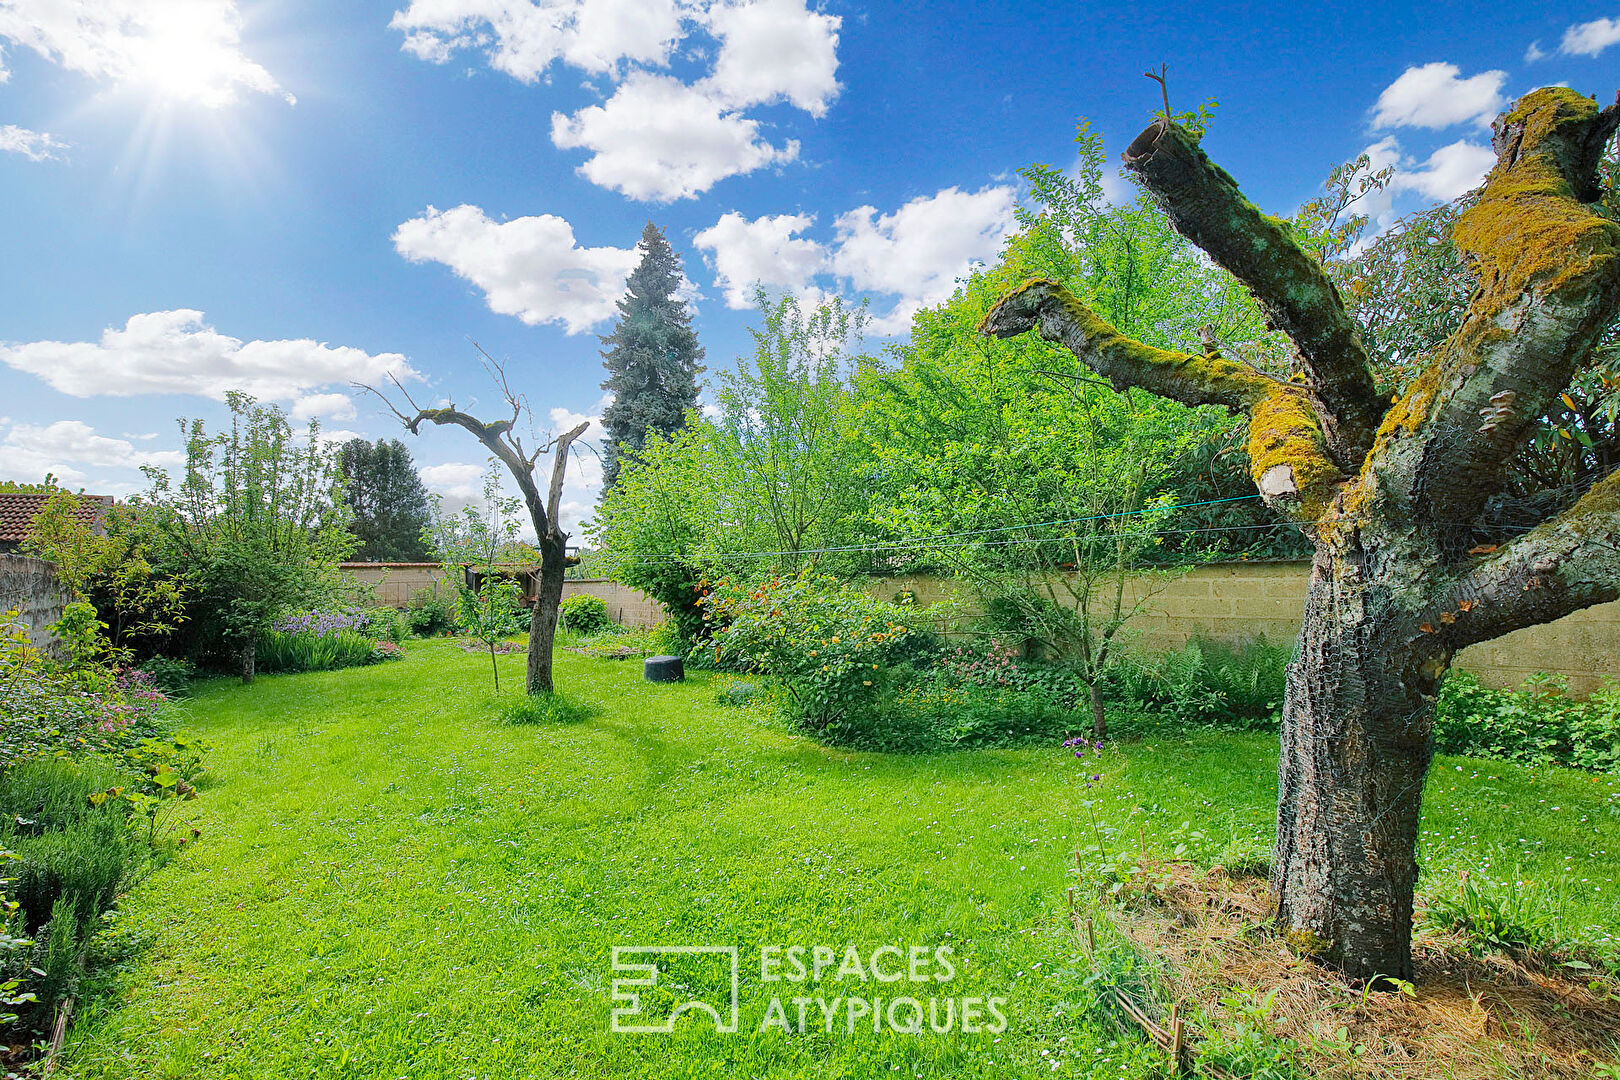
[1424,873,1587,965]
[425,464,528,690]
[256,628,378,673]
[22,494,188,650]
[404,589,457,637]
[599,223,704,491]
[139,393,356,678]
[1435,671,1620,772]
[336,438,433,562]
[698,572,935,734]
[558,594,611,635]
[1113,637,1291,730]
[499,691,595,725]
[135,656,194,696]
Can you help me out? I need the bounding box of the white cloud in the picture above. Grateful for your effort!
[291,392,358,423]
[393,204,639,332]
[0,310,415,401]
[1394,139,1495,202]
[389,0,686,80]
[0,0,291,107]
[832,185,1017,333]
[419,461,485,499]
[703,0,839,116]
[1561,16,1620,56]
[1524,40,1548,63]
[692,210,829,308]
[550,71,798,201]
[0,419,184,487]
[1370,62,1506,130]
[691,186,1017,332]
[0,123,66,161]
[1351,135,1495,242]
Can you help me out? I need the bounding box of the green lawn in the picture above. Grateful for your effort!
[63,640,1620,1079]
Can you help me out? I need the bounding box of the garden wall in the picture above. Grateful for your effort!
[877,562,1620,696]
[342,560,1619,694]
[0,554,68,651]
[340,564,666,628]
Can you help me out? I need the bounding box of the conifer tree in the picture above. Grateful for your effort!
[599,223,704,491]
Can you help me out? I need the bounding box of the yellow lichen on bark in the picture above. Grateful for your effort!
[1453,88,1620,309]
[1245,386,1346,522]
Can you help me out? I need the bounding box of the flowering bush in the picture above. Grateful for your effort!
[273,608,369,637]
[697,573,937,734]
[0,612,173,767]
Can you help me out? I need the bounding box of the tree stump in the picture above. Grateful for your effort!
[643,655,685,683]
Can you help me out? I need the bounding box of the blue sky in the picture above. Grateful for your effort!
[1,0,1617,532]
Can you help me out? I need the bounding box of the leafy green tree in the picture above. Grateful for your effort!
[706,290,872,574]
[425,463,525,690]
[599,223,704,491]
[860,128,1278,734]
[21,495,187,651]
[336,438,433,562]
[140,393,356,683]
[589,424,717,648]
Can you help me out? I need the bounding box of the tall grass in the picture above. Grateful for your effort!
[256,629,376,674]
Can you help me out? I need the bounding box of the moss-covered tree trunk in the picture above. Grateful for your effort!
[984,87,1620,982]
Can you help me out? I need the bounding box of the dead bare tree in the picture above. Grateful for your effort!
[982,87,1620,982]
[360,358,589,695]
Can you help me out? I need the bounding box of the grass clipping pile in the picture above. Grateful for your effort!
[1082,861,1620,1078]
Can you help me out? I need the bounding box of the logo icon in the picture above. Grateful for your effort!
[611,946,740,1033]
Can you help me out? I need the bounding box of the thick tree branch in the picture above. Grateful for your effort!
[1430,467,1620,651]
[1122,120,1383,465]
[1371,90,1620,535]
[982,279,1346,520]
[546,422,590,538]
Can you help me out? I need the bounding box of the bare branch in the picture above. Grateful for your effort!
[1121,120,1383,464]
[545,421,590,538]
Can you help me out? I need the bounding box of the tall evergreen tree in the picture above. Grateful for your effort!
[336,438,433,561]
[599,223,704,491]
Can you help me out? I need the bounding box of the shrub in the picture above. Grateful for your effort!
[8,812,133,931]
[1435,672,1620,772]
[559,594,612,636]
[1112,637,1290,730]
[842,680,1079,753]
[404,590,457,637]
[135,655,194,696]
[699,573,937,734]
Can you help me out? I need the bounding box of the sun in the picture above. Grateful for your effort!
[118,4,291,109]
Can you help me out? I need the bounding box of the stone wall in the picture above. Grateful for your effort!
[0,555,68,651]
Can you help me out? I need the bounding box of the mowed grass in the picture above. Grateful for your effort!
[63,640,1620,1079]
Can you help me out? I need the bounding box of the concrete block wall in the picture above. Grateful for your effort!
[0,554,69,651]
[869,563,1619,696]
[340,564,668,630]
[340,561,1618,694]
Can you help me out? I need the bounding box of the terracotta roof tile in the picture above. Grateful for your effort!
[0,493,114,544]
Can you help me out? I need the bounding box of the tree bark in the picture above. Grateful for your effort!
[1088,680,1106,740]
[1270,550,1440,983]
[240,632,256,685]
[526,535,568,695]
